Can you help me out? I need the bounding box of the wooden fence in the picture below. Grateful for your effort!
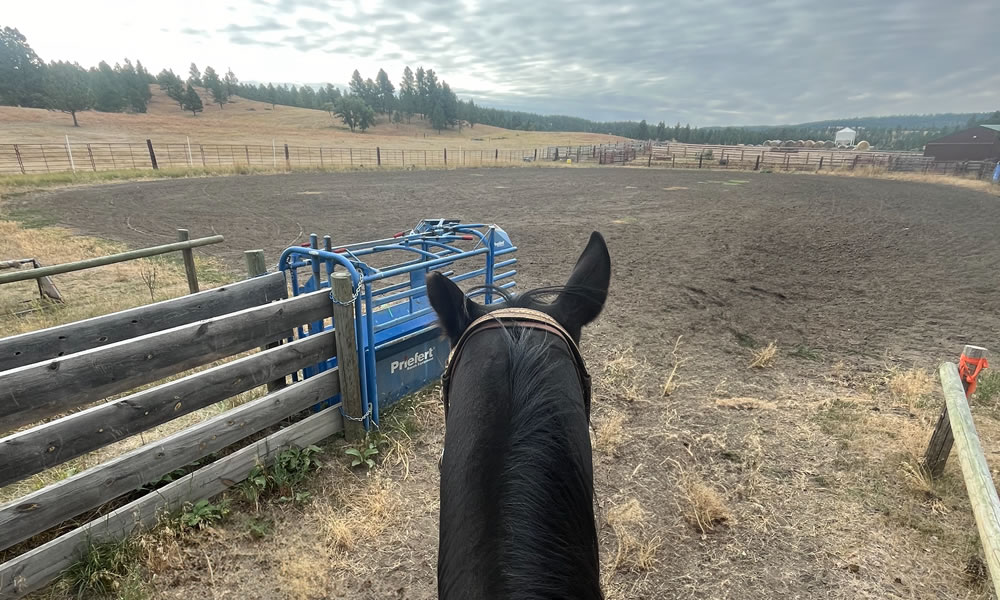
[0,229,222,296]
[920,346,1000,597]
[645,143,998,178]
[0,140,550,175]
[0,270,352,598]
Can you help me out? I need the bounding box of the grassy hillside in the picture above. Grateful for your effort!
[0,86,625,150]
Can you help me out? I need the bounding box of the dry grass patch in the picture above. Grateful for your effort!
[0,219,228,336]
[660,335,687,397]
[888,367,936,410]
[813,168,1000,195]
[678,473,731,533]
[715,397,777,410]
[605,498,659,573]
[594,411,628,456]
[599,346,649,403]
[749,341,778,368]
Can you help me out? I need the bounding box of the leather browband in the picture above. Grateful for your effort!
[439,308,592,420]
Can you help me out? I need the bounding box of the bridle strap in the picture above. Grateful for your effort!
[440,308,592,421]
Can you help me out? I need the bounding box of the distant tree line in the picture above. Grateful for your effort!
[3,24,998,148]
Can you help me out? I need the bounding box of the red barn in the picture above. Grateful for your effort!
[924,125,1000,161]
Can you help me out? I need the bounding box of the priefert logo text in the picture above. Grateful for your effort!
[390,347,435,373]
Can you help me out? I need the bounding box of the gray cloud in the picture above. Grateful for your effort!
[222,17,287,33]
[220,0,1000,124]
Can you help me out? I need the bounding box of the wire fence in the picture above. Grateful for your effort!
[3,139,995,181]
[646,143,999,179]
[0,140,645,175]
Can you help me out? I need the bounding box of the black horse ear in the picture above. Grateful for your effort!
[427,272,484,344]
[551,232,611,339]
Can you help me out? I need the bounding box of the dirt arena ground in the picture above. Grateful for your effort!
[10,168,1000,599]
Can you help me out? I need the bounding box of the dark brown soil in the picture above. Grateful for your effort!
[12,168,1000,599]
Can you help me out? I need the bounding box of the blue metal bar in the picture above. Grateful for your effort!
[494,269,517,281]
[362,248,489,282]
[374,305,435,333]
[363,277,378,427]
[485,227,495,304]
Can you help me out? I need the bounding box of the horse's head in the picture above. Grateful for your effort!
[426,231,611,345]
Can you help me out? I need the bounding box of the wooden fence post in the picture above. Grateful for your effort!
[146,139,158,170]
[86,144,96,171]
[444,148,447,165]
[376,147,381,166]
[177,229,199,294]
[13,144,25,174]
[924,345,988,478]
[244,249,286,392]
[284,144,290,169]
[754,155,760,171]
[932,359,1000,599]
[818,157,824,171]
[698,153,703,168]
[648,152,652,167]
[332,272,365,441]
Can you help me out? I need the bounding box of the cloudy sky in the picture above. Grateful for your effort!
[7,0,999,125]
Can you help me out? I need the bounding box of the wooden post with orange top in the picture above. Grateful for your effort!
[923,345,989,478]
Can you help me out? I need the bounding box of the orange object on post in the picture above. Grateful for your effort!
[959,351,989,396]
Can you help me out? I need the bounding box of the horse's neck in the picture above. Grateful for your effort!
[438,335,602,600]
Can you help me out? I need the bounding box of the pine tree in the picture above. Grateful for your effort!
[266,83,276,109]
[45,61,93,126]
[441,82,458,128]
[467,99,477,128]
[0,26,46,107]
[636,119,649,140]
[349,70,366,97]
[181,83,203,116]
[202,66,221,101]
[375,68,394,114]
[392,110,402,127]
[415,67,427,117]
[399,66,416,122]
[121,58,150,113]
[90,61,125,112]
[157,69,185,107]
[210,83,227,109]
[188,63,202,86]
[655,121,666,141]
[430,98,447,132]
[223,68,238,97]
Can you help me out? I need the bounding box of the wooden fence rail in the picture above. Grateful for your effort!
[932,359,1000,598]
[0,231,222,295]
[0,271,286,371]
[0,330,332,488]
[0,289,329,432]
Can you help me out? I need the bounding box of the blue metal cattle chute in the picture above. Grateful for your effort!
[278,220,517,428]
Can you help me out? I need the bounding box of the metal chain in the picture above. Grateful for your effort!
[331,277,364,306]
[341,402,372,423]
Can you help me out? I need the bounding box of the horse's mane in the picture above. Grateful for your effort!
[468,285,602,599]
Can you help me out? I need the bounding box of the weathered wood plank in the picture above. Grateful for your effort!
[0,289,331,433]
[332,272,365,440]
[0,369,339,552]
[0,330,334,488]
[0,235,223,285]
[924,345,988,477]
[0,404,344,599]
[0,272,287,371]
[177,229,199,294]
[938,361,1000,600]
